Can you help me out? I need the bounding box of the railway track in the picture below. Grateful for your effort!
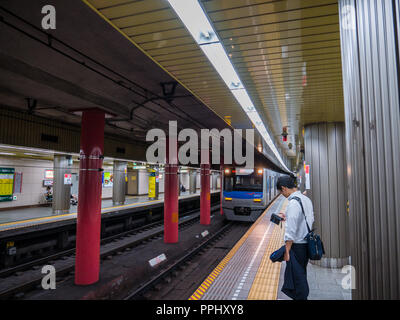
[124,221,237,300]
[0,205,220,300]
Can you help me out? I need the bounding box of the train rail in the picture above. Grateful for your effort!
[0,205,220,300]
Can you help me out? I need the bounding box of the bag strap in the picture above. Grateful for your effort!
[291,196,312,234]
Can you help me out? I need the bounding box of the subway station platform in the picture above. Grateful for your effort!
[190,196,351,300]
[0,191,218,233]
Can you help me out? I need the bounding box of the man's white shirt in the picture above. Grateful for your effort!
[284,191,314,244]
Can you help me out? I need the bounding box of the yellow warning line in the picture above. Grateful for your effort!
[247,200,288,300]
[0,192,215,232]
[189,196,283,300]
[0,199,163,232]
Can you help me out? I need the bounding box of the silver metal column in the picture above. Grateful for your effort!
[339,0,400,299]
[212,173,218,191]
[189,170,197,194]
[112,161,127,205]
[304,123,349,269]
[52,154,72,214]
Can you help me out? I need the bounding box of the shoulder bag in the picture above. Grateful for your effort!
[291,196,325,260]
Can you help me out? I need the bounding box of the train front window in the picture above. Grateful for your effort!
[224,169,263,192]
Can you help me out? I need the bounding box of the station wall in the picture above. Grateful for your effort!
[0,157,119,208]
[0,157,53,209]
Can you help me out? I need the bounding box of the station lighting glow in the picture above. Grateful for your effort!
[224,169,230,174]
[167,0,290,172]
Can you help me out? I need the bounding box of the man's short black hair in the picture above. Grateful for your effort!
[276,175,297,190]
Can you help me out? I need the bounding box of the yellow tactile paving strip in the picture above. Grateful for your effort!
[189,196,283,301]
[247,200,288,300]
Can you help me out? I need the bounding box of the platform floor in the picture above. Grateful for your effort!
[190,195,352,300]
[0,190,218,232]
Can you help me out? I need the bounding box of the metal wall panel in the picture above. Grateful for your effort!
[339,0,400,299]
[0,107,148,161]
[305,123,349,268]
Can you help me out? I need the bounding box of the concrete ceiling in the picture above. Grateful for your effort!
[0,0,231,143]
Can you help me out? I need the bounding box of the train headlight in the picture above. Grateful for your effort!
[224,197,232,201]
[253,198,262,202]
[257,169,263,174]
[224,169,230,174]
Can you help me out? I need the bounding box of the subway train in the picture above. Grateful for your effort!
[222,166,283,222]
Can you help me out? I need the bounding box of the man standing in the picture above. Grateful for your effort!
[276,175,314,300]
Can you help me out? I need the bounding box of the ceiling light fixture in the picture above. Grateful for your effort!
[168,0,289,172]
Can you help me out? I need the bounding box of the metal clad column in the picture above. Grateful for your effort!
[164,136,179,243]
[189,169,197,194]
[75,109,105,285]
[304,123,349,268]
[112,161,127,205]
[339,0,400,299]
[52,155,71,214]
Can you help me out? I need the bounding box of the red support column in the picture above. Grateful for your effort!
[220,165,223,215]
[164,137,179,243]
[75,109,105,285]
[200,162,211,225]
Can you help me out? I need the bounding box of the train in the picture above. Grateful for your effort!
[222,166,283,222]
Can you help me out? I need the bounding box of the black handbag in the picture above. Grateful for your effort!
[292,196,325,261]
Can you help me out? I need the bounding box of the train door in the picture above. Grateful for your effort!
[271,176,275,197]
[269,176,271,200]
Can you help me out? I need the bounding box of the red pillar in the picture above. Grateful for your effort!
[220,165,223,215]
[164,137,179,243]
[200,163,211,225]
[75,109,105,285]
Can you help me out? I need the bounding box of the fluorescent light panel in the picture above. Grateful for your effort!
[200,43,243,90]
[167,0,217,45]
[167,0,289,172]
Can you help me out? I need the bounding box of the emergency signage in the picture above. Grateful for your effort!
[0,168,15,202]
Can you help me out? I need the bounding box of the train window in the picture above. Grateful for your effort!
[224,171,263,192]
